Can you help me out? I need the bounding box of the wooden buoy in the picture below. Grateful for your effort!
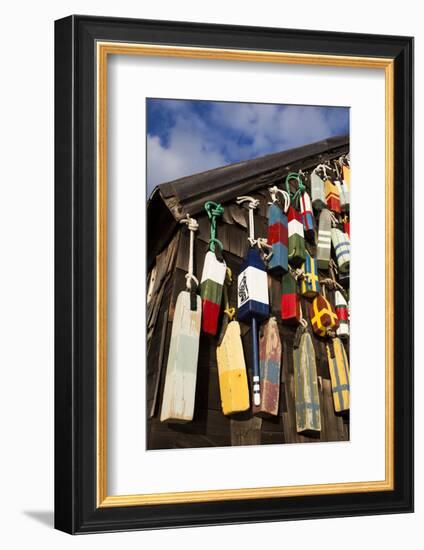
[216,269,250,415]
[326,337,350,412]
[342,163,350,186]
[160,215,201,422]
[334,160,350,212]
[317,208,332,270]
[285,172,306,266]
[325,178,341,213]
[293,321,321,433]
[200,250,226,335]
[267,186,289,275]
[310,167,326,210]
[300,252,321,298]
[310,293,339,337]
[331,227,350,273]
[236,196,269,406]
[299,190,315,242]
[256,317,282,416]
[200,202,226,335]
[335,290,349,337]
[281,271,300,323]
[287,206,306,267]
[336,179,349,212]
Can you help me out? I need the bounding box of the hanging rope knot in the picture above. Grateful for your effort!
[224,306,236,321]
[257,237,273,262]
[180,214,199,233]
[329,210,339,227]
[204,201,224,255]
[185,273,199,289]
[285,172,305,209]
[221,267,235,322]
[205,201,224,220]
[225,267,233,285]
[268,186,290,213]
[180,214,199,297]
[289,266,304,281]
[236,195,259,245]
[236,196,260,210]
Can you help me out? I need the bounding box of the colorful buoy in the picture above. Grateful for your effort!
[299,190,315,242]
[287,206,306,267]
[216,269,250,415]
[267,186,289,275]
[300,252,321,298]
[256,316,282,417]
[335,290,349,337]
[310,168,326,211]
[325,178,341,213]
[281,271,300,323]
[161,215,201,423]
[317,208,332,270]
[200,201,226,335]
[331,227,350,273]
[310,294,339,337]
[293,322,321,433]
[326,337,350,412]
[236,196,270,407]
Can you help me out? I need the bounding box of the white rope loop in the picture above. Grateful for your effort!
[256,237,273,261]
[268,186,290,213]
[236,195,259,244]
[180,214,199,291]
[316,163,329,180]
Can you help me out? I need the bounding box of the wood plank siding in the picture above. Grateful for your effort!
[147,136,350,449]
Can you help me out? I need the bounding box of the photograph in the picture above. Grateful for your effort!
[146,98,351,450]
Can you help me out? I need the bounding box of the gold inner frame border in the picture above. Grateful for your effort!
[96,42,394,508]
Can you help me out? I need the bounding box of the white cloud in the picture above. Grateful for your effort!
[147,123,226,193]
[147,101,348,194]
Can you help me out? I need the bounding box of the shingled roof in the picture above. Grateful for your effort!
[147,134,349,267]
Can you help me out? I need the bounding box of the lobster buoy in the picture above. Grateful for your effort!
[299,190,315,242]
[310,294,339,337]
[335,290,349,337]
[267,188,289,275]
[293,323,321,433]
[281,271,300,324]
[300,252,321,298]
[316,208,332,270]
[200,251,226,335]
[331,227,350,273]
[325,178,341,213]
[288,206,306,267]
[310,169,326,210]
[326,337,350,413]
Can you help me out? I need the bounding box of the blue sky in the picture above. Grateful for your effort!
[147,98,349,195]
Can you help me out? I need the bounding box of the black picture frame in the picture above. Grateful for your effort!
[55,15,414,534]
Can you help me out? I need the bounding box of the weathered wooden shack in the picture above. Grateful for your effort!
[147,135,350,449]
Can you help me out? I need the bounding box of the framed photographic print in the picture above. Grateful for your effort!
[54,15,414,533]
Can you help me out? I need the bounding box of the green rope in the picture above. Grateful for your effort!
[284,172,306,209]
[204,201,224,253]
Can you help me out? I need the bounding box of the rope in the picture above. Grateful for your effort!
[236,196,259,245]
[299,300,308,328]
[268,186,290,213]
[256,237,273,261]
[179,214,199,291]
[284,172,306,208]
[289,265,304,281]
[223,267,235,321]
[329,210,339,227]
[204,201,224,254]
